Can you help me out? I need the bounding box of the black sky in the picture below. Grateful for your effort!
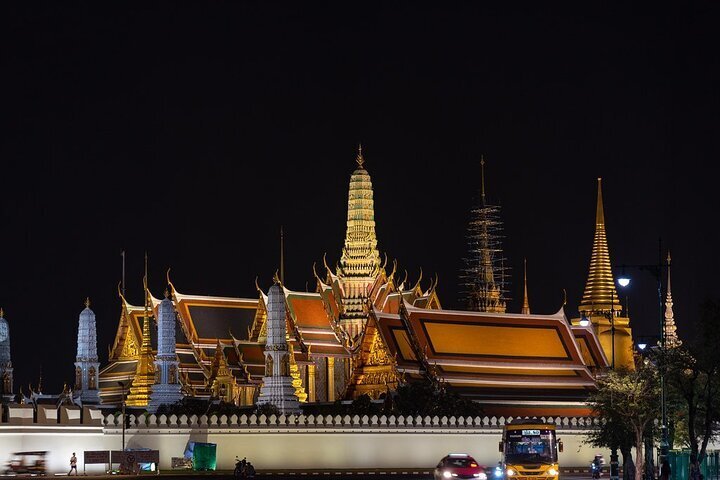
[2,3,719,393]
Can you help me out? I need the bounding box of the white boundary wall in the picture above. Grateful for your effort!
[0,410,624,474]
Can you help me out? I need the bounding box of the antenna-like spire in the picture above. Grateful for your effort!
[521,258,530,314]
[121,250,126,298]
[480,155,486,207]
[85,297,90,308]
[356,143,364,166]
[280,226,285,285]
[143,251,149,312]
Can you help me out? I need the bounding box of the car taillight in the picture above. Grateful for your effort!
[470,463,478,467]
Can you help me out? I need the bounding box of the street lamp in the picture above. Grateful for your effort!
[614,243,669,465]
[117,381,128,451]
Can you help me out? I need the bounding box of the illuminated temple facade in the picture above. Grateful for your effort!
[98,149,634,416]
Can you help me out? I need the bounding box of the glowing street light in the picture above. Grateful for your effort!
[617,277,630,287]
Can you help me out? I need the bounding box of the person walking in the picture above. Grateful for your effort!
[68,452,78,475]
[660,459,671,480]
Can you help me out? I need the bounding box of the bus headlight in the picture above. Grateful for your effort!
[548,468,558,476]
[506,469,516,476]
[443,472,452,479]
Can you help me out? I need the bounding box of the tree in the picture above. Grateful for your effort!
[585,410,636,480]
[659,299,720,474]
[587,362,660,480]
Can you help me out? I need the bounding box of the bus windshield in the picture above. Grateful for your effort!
[504,429,557,464]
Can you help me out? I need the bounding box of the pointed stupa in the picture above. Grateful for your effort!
[74,298,100,404]
[256,280,300,414]
[337,144,382,338]
[148,288,183,412]
[663,252,681,348]
[521,259,531,314]
[0,308,14,403]
[579,178,621,315]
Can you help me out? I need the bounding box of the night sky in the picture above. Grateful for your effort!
[3,3,719,393]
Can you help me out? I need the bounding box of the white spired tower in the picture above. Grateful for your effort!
[74,298,100,404]
[256,280,300,414]
[0,308,13,404]
[148,290,184,412]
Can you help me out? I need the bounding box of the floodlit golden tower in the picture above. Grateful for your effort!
[125,264,155,407]
[579,178,621,315]
[337,145,382,338]
[575,178,634,369]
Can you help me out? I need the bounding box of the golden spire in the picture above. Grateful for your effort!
[664,251,681,348]
[338,144,382,331]
[579,178,620,315]
[85,297,90,308]
[0,307,4,318]
[126,252,155,407]
[521,258,530,314]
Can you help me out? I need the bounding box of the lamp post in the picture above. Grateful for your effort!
[614,240,669,465]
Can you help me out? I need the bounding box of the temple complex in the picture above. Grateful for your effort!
[94,148,640,416]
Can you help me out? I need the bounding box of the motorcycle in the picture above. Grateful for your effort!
[234,457,255,479]
[591,461,602,479]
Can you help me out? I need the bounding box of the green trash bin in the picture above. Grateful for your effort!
[192,443,217,471]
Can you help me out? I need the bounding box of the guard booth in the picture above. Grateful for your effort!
[668,450,720,480]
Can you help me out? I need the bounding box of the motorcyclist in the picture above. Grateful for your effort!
[234,457,248,479]
[591,454,604,479]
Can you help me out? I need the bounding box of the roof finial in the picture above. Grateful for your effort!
[164,288,169,299]
[521,258,531,314]
[596,177,605,225]
[143,251,149,312]
[480,155,486,207]
[280,226,285,285]
[85,297,90,308]
[356,143,364,166]
[0,307,4,318]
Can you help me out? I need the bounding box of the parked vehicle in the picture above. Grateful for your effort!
[434,453,487,480]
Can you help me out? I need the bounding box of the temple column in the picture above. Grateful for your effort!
[307,363,316,402]
[327,357,335,402]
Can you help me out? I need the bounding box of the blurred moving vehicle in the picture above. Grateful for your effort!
[3,451,48,475]
[499,419,563,480]
[434,453,487,480]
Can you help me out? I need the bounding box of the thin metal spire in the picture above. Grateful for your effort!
[121,250,126,298]
[480,155,486,207]
[521,258,530,314]
[280,226,285,285]
[356,143,364,166]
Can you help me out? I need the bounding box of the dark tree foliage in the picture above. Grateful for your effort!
[655,299,720,471]
[302,377,483,417]
[155,398,255,417]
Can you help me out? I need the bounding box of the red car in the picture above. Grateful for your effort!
[434,453,488,480]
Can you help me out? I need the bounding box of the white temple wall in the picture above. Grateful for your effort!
[4,411,718,474]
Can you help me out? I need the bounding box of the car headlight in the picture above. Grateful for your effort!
[548,468,558,476]
[474,473,488,479]
[495,469,504,478]
[443,472,452,479]
[506,469,515,476]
